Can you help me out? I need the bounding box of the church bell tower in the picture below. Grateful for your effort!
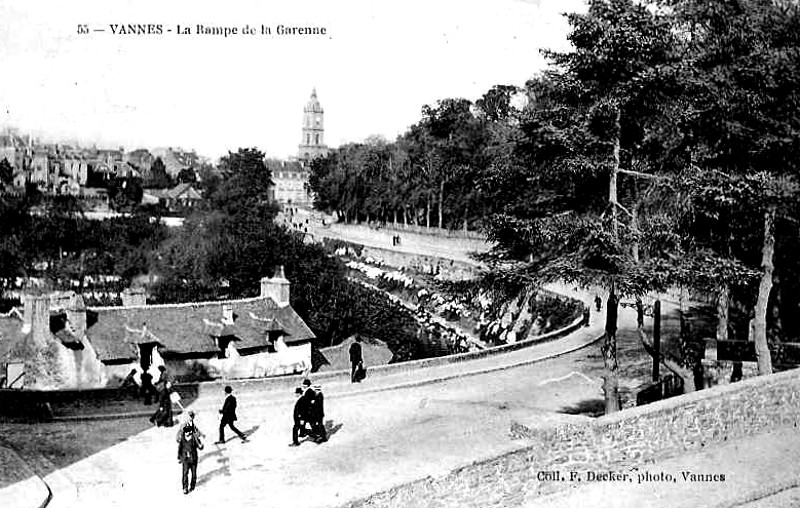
[298,88,328,163]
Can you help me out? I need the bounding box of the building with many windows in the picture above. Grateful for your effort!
[271,88,331,206]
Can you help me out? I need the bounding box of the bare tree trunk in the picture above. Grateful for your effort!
[463,202,469,233]
[750,207,775,375]
[772,273,783,338]
[426,194,431,228]
[393,209,398,226]
[603,290,621,413]
[609,107,621,238]
[716,285,729,341]
[438,180,444,229]
[601,105,622,415]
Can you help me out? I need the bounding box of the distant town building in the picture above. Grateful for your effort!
[151,147,199,178]
[142,182,203,211]
[267,159,311,206]
[269,88,331,206]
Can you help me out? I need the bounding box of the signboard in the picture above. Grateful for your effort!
[6,362,25,389]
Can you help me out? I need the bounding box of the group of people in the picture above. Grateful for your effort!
[164,368,370,493]
[291,379,326,446]
[391,234,402,246]
[174,385,248,495]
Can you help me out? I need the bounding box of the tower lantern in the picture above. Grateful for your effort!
[298,88,329,164]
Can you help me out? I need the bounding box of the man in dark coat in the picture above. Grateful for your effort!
[290,386,315,446]
[177,421,203,494]
[349,336,363,383]
[303,379,327,442]
[140,370,155,405]
[150,382,174,427]
[216,385,247,444]
[155,365,171,393]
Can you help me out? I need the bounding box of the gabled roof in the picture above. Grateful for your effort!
[167,183,202,200]
[143,184,202,201]
[86,296,314,361]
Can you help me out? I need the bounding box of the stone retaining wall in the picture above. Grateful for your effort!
[340,367,800,508]
[0,314,586,420]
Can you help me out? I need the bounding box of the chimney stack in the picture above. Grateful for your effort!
[260,266,291,307]
[23,295,51,347]
[67,293,87,338]
[222,304,234,325]
[121,287,147,307]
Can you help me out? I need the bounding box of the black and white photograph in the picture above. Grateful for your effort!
[1,0,800,507]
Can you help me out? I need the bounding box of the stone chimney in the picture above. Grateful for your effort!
[121,287,147,307]
[222,304,234,325]
[67,293,87,338]
[23,295,50,347]
[260,266,291,307]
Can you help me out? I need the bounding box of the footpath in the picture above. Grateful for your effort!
[0,317,606,508]
[2,218,795,508]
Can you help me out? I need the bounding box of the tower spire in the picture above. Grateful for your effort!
[298,88,328,163]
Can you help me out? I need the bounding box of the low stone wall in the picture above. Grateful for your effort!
[340,367,800,508]
[359,245,479,280]
[0,386,145,421]
[338,222,487,241]
[0,314,587,420]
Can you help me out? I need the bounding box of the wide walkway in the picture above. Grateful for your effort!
[2,220,793,508]
[0,320,606,508]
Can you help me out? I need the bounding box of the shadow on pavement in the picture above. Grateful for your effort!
[558,398,605,418]
[325,420,343,440]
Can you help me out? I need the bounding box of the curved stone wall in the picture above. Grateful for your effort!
[338,367,800,508]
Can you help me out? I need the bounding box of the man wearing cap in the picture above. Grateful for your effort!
[177,419,203,494]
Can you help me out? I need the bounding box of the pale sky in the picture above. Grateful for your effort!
[0,0,586,159]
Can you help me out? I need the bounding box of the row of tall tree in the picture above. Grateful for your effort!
[308,0,800,411]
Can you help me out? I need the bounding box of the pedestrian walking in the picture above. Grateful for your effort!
[349,336,363,383]
[594,295,603,312]
[216,386,248,444]
[140,370,155,405]
[155,365,171,393]
[176,410,205,442]
[290,386,315,446]
[177,419,204,495]
[303,379,327,442]
[150,381,174,427]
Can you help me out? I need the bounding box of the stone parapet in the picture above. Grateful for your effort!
[339,367,800,508]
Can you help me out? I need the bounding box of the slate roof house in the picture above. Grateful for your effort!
[142,182,203,211]
[0,267,314,389]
